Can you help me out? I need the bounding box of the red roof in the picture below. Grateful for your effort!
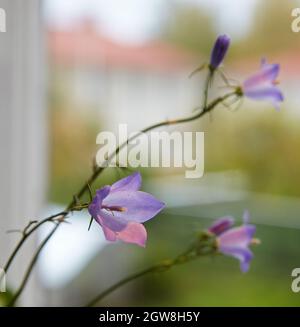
[48,22,195,72]
[272,51,300,79]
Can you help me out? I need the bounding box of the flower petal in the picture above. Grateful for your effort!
[208,216,235,236]
[260,57,267,67]
[262,63,280,82]
[102,190,165,223]
[96,210,128,232]
[243,64,279,89]
[101,224,117,242]
[210,34,231,69]
[95,185,111,200]
[243,210,250,224]
[116,222,147,247]
[218,225,256,248]
[88,185,111,218]
[244,86,284,104]
[219,246,253,273]
[111,172,142,193]
[261,59,280,80]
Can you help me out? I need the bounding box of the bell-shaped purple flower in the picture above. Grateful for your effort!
[242,59,284,110]
[210,34,231,70]
[208,211,257,273]
[88,172,165,247]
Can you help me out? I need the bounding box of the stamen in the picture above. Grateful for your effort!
[102,205,127,213]
[251,238,261,245]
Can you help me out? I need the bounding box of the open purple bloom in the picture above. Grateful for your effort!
[210,34,231,69]
[208,211,257,272]
[242,59,284,110]
[88,172,165,247]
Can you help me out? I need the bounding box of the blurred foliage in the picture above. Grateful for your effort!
[162,0,299,59]
[48,88,150,204]
[49,101,300,201]
[202,108,300,197]
[162,3,215,55]
[235,0,300,57]
[48,86,100,204]
[0,288,14,307]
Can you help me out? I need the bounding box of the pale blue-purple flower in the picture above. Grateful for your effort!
[208,211,257,272]
[242,59,284,110]
[210,35,231,69]
[88,172,165,247]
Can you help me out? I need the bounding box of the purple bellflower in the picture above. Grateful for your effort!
[241,59,284,110]
[88,172,165,247]
[208,211,258,273]
[210,34,231,70]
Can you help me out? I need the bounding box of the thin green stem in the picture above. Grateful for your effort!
[86,245,211,307]
[4,203,89,274]
[3,211,68,273]
[203,70,212,109]
[8,222,60,307]
[86,265,158,307]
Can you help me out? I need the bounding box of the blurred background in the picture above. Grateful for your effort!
[1,0,300,306]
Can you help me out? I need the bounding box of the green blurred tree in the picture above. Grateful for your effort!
[237,0,299,56]
[161,3,216,55]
